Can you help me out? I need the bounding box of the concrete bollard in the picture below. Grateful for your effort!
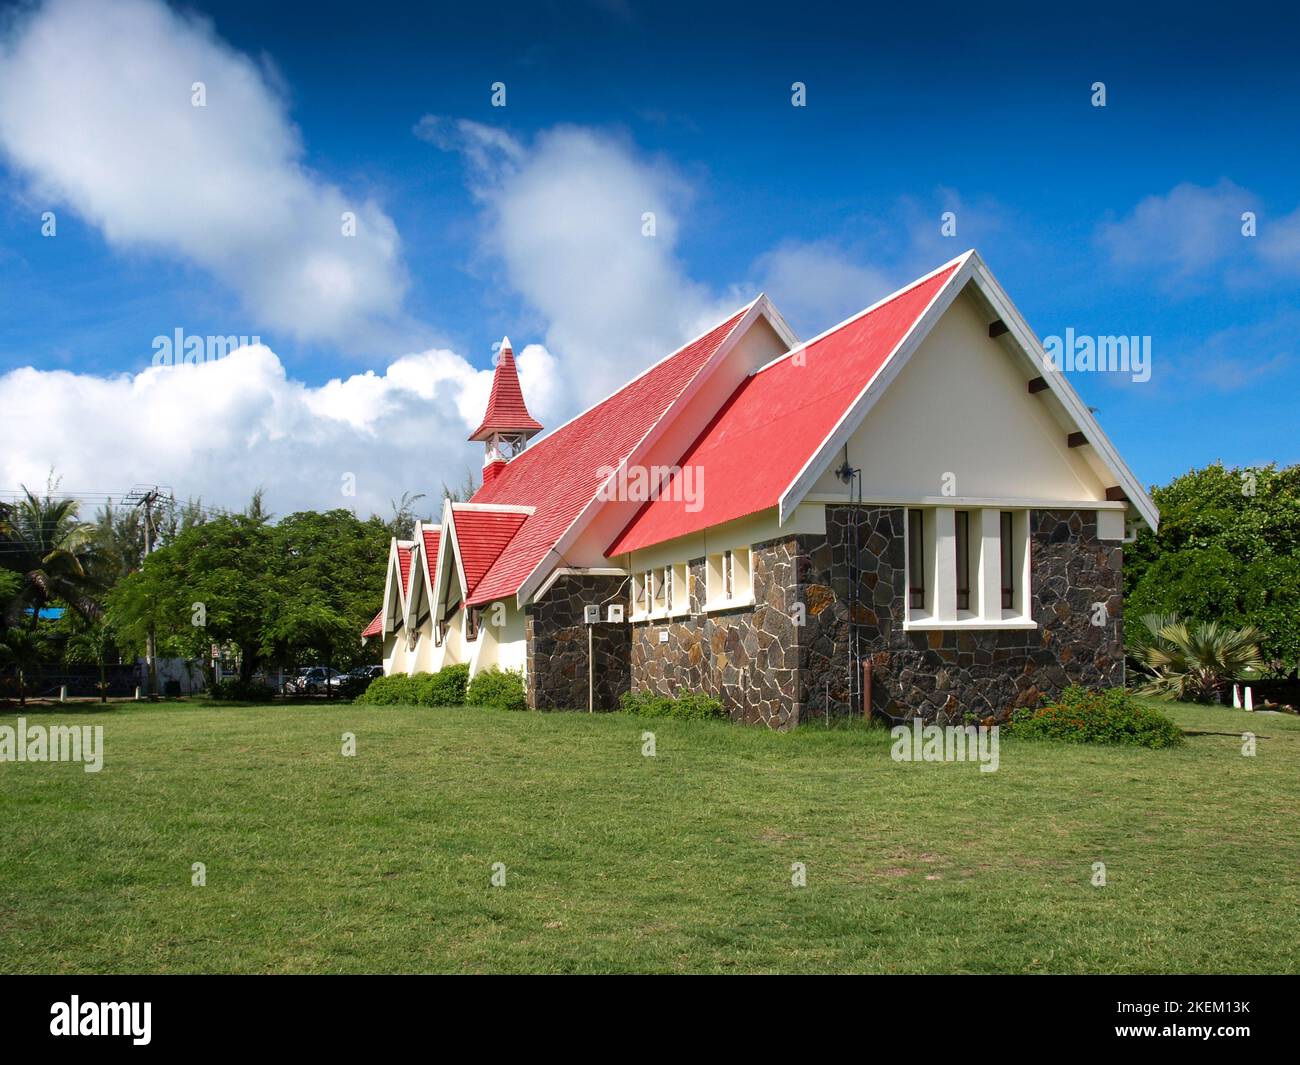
[134,686,141,701]
[1232,684,1241,709]
[1244,686,1254,711]
[59,685,67,703]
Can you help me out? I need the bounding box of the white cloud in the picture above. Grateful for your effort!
[0,342,560,516]
[751,241,894,336]
[0,0,407,343]
[423,118,731,408]
[1095,180,1256,288]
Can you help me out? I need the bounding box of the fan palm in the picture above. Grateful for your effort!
[1131,613,1264,703]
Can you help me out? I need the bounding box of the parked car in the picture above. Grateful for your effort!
[292,667,343,695]
[337,664,382,697]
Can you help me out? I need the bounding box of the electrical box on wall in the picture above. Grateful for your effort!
[607,604,624,623]
[583,605,600,625]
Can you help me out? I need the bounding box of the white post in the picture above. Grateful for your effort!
[134,686,141,701]
[588,625,594,714]
[1244,686,1254,711]
[1232,684,1241,708]
[59,685,67,703]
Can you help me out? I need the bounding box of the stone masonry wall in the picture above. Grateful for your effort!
[797,506,1124,724]
[629,537,801,727]
[526,573,630,711]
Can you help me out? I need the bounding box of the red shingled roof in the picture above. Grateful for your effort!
[607,262,962,555]
[397,544,413,597]
[361,609,383,638]
[464,307,751,605]
[450,505,530,600]
[469,339,543,441]
[420,526,441,588]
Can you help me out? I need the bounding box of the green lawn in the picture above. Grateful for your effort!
[1,698,1296,974]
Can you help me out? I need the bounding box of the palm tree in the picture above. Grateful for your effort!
[0,484,103,628]
[1131,613,1265,703]
[0,625,46,706]
[66,616,115,704]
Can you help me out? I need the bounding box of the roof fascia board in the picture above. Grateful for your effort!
[441,498,470,602]
[968,258,1160,531]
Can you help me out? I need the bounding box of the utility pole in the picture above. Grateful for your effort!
[124,486,162,701]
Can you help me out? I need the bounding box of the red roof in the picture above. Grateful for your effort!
[607,263,961,554]
[450,506,530,601]
[469,339,543,441]
[420,526,441,588]
[397,544,413,597]
[464,307,751,605]
[361,609,383,638]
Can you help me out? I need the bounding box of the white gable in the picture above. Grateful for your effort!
[808,288,1108,503]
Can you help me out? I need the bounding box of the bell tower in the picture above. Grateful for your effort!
[468,337,543,486]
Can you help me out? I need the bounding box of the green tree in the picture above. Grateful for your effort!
[1129,613,1265,703]
[108,513,273,685]
[264,510,389,688]
[0,625,47,706]
[65,614,117,704]
[1125,463,1300,670]
[0,482,103,628]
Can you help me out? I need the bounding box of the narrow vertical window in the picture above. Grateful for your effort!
[955,510,970,611]
[908,509,925,610]
[723,550,733,599]
[1000,511,1015,610]
[663,566,673,612]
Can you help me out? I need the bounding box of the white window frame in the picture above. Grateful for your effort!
[903,506,1035,631]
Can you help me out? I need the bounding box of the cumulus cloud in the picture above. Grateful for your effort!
[1095,180,1257,288]
[751,241,894,336]
[0,0,407,343]
[421,117,732,408]
[0,341,558,516]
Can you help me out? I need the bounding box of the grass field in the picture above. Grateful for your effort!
[1,698,1296,974]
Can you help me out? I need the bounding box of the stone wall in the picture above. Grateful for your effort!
[797,506,1124,725]
[525,573,630,711]
[542,506,1123,726]
[629,537,801,727]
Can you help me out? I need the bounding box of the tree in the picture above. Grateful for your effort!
[264,510,389,689]
[0,481,103,628]
[388,491,429,540]
[0,625,47,706]
[65,615,116,704]
[1129,613,1265,703]
[108,513,273,685]
[1125,463,1300,671]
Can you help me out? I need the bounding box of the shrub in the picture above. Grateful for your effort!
[621,688,726,721]
[414,664,470,706]
[355,673,421,706]
[208,678,273,701]
[1007,686,1183,748]
[466,667,527,711]
[1128,613,1265,703]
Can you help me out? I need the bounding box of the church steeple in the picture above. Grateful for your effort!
[469,337,543,481]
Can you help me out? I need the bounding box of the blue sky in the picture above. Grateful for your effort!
[0,0,1296,515]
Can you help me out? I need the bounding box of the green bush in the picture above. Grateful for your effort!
[208,678,273,701]
[620,688,726,720]
[414,664,470,706]
[1007,686,1183,748]
[355,673,421,706]
[466,667,527,711]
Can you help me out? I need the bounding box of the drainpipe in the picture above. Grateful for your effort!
[588,625,594,713]
[862,659,872,722]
